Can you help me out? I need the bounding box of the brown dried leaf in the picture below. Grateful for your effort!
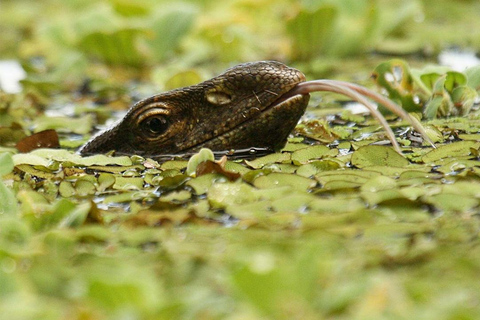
[16,129,60,152]
[196,157,241,181]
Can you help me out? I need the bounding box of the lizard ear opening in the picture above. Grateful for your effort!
[206,90,232,105]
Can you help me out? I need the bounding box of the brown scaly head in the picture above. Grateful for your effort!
[79,61,309,157]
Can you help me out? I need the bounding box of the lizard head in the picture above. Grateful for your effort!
[79,61,309,157]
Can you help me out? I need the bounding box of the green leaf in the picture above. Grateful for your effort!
[97,173,116,191]
[0,152,14,176]
[75,179,97,196]
[13,149,132,166]
[296,160,342,177]
[423,96,448,120]
[111,0,150,17]
[103,190,151,204]
[287,5,338,59]
[161,190,191,202]
[351,145,409,168]
[84,260,165,311]
[34,115,94,134]
[444,71,466,92]
[360,175,397,192]
[245,152,291,169]
[465,65,480,92]
[450,86,478,116]
[0,217,30,249]
[56,200,91,228]
[113,177,145,190]
[187,173,227,195]
[186,148,215,176]
[0,148,17,216]
[309,197,366,214]
[164,70,203,91]
[208,182,259,209]
[271,192,315,212]
[0,182,17,215]
[316,169,380,190]
[78,28,147,66]
[421,70,474,118]
[254,173,317,191]
[59,181,76,198]
[291,145,336,165]
[423,193,478,212]
[147,4,198,61]
[421,141,478,163]
[232,262,284,316]
[160,160,188,171]
[420,72,445,91]
[372,59,419,112]
[411,65,450,94]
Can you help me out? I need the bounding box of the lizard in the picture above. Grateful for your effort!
[79,61,432,158]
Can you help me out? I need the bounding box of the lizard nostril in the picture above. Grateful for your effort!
[205,90,232,105]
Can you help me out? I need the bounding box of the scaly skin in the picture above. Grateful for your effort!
[79,61,309,157]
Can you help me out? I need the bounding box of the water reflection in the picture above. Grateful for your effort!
[0,60,26,93]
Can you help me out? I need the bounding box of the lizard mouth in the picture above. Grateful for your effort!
[270,84,308,106]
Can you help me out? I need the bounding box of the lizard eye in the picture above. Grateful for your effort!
[141,116,169,136]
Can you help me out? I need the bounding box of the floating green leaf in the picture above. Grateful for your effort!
[186,173,226,195]
[75,179,97,196]
[360,175,397,193]
[208,182,259,209]
[245,152,291,169]
[271,192,315,212]
[34,115,94,134]
[98,173,116,191]
[113,177,144,190]
[59,181,76,198]
[147,4,198,62]
[0,152,17,215]
[161,190,191,202]
[13,149,132,166]
[111,0,150,16]
[351,145,409,168]
[160,160,188,171]
[186,148,215,176]
[254,173,316,191]
[423,194,478,212]
[309,197,366,214]
[451,86,477,116]
[0,217,30,253]
[316,169,380,190]
[372,59,419,112]
[421,141,478,163]
[78,28,147,66]
[287,5,337,59]
[291,145,337,165]
[103,191,151,204]
[0,152,14,176]
[0,182,17,216]
[296,160,342,177]
[465,65,480,92]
